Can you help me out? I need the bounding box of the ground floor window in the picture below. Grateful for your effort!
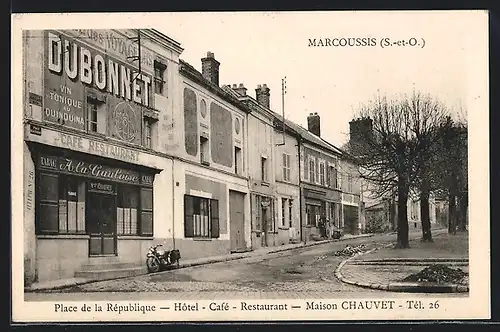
[36,171,154,237]
[184,195,219,238]
[38,172,86,234]
[117,185,139,235]
[306,203,321,227]
[252,194,275,232]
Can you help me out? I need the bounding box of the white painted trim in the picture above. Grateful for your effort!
[189,189,213,199]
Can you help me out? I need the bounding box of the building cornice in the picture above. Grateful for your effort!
[142,29,184,55]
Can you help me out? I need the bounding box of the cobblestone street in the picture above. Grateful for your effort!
[25,230,467,301]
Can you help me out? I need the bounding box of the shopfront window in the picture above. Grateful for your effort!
[117,185,139,235]
[184,195,219,238]
[36,158,155,238]
[306,204,321,227]
[37,173,86,234]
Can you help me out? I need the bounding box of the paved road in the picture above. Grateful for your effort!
[26,230,464,301]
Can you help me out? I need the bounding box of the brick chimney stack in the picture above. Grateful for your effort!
[233,83,247,96]
[307,112,321,137]
[201,51,220,86]
[255,84,270,108]
[349,117,373,142]
[349,117,373,156]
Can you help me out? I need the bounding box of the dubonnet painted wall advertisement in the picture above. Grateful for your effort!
[43,30,154,144]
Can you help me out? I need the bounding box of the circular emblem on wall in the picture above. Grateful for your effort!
[235,117,241,134]
[114,102,138,142]
[200,99,207,118]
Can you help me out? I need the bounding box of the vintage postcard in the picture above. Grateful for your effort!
[11,11,490,322]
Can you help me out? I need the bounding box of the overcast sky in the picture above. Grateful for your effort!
[153,11,485,147]
[14,11,487,147]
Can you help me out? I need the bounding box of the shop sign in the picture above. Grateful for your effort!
[39,154,154,186]
[88,181,116,194]
[53,131,140,163]
[64,29,155,73]
[43,30,153,135]
[29,124,42,136]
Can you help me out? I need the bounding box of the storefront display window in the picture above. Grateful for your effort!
[35,154,155,239]
[117,185,139,235]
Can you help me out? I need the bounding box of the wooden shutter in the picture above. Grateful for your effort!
[38,172,59,234]
[304,156,309,181]
[184,195,194,237]
[210,199,219,238]
[140,187,153,236]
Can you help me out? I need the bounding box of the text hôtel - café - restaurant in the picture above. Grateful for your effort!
[22,29,183,284]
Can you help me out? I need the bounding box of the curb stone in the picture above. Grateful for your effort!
[27,233,374,292]
[335,241,469,293]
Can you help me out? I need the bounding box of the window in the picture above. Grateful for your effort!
[319,162,325,185]
[184,195,219,238]
[347,174,353,193]
[306,204,321,227]
[282,153,291,182]
[329,166,338,189]
[154,60,167,95]
[86,98,106,134]
[261,157,268,182]
[309,159,316,183]
[87,101,98,132]
[144,118,152,148]
[37,173,86,235]
[235,146,242,175]
[281,198,287,227]
[117,186,139,235]
[288,199,293,227]
[200,136,209,165]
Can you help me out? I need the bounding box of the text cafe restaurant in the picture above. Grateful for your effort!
[22,29,175,284]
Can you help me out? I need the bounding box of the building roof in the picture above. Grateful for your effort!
[222,85,344,157]
[178,59,253,114]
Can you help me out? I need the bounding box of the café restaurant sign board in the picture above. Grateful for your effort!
[43,30,154,138]
[26,124,143,164]
[38,154,154,187]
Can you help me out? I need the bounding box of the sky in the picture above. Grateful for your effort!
[149,11,486,147]
[12,11,487,147]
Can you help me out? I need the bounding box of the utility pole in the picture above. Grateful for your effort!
[276,76,287,146]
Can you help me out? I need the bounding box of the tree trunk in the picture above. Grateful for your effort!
[396,180,410,248]
[420,181,433,242]
[457,193,468,232]
[448,194,456,234]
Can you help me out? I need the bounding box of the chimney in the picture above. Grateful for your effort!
[233,83,247,96]
[255,84,270,108]
[349,117,373,142]
[307,112,321,137]
[201,51,220,86]
[349,117,373,156]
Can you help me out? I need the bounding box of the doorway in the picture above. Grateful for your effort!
[87,191,117,256]
[229,190,246,252]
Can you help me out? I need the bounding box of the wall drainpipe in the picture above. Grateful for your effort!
[171,158,176,249]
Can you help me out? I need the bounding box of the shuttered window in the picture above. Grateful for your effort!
[140,188,153,236]
[37,172,59,234]
[184,195,220,238]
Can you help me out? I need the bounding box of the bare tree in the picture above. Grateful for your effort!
[347,91,449,248]
[432,116,468,234]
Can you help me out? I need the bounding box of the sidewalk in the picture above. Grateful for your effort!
[336,231,469,293]
[26,233,373,292]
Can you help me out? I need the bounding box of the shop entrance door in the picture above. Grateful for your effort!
[87,192,117,256]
